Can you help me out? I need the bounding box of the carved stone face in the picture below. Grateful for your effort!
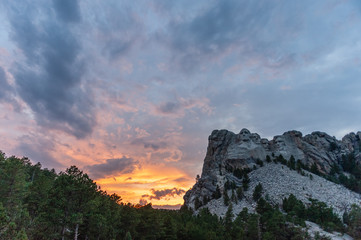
[274,136,286,150]
[250,133,260,143]
[261,138,269,149]
[239,128,251,142]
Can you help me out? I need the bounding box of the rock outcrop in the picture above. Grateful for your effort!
[184,128,361,219]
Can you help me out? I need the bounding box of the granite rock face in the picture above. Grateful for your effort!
[184,128,361,218]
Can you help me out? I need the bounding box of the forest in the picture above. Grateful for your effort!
[0,151,360,240]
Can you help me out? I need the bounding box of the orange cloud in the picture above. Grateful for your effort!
[95,163,193,205]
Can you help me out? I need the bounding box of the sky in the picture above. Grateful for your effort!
[0,0,361,207]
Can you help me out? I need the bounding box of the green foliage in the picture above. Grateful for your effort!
[341,153,361,180]
[233,167,250,179]
[343,204,361,238]
[0,150,358,240]
[242,173,250,191]
[15,228,28,240]
[282,194,306,220]
[306,199,343,232]
[338,173,361,192]
[224,203,234,233]
[194,197,202,210]
[223,189,229,206]
[276,154,287,165]
[252,183,263,201]
[256,159,264,167]
[288,155,296,170]
[224,180,236,191]
[212,185,222,199]
[203,195,210,205]
[329,163,340,176]
[310,163,321,175]
[282,194,343,232]
[124,231,132,240]
[256,198,306,239]
[233,168,242,179]
[329,142,338,151]
[230,189,237,204]
[236,187,243,200]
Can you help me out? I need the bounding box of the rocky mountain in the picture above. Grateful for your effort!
[184,129,361,219]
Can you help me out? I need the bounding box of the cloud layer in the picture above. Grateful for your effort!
[1,0,361,204]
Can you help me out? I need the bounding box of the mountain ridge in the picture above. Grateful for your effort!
[183,128,361,218]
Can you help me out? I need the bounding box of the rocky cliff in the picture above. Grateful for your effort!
[184,129,361,218]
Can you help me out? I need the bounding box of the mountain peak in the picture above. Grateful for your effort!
[184,128,361,219]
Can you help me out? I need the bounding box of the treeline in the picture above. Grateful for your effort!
[1,151,361,239]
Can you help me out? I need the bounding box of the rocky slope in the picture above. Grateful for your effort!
[184,128,361,218]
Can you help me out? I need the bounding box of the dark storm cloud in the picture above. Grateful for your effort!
[131,138,168,151]
[6,1,95,138]
[87,157,139,179]
[53,0,81,23]
[142,187,185,200]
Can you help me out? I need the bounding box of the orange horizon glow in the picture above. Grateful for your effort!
[95,163,195,206]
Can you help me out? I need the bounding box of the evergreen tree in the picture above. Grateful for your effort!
[242,173,250,191]
[224,203,234,235]
[310,163,320,175]
[231,189,237,204]
[253,183,263,201]
[212,185,222,199]
[288,155,296,170]
[194,197,202,210]
[345,204,361,238]
[223,189,229,206]
[236,187,243,200]
[124,231,132,240]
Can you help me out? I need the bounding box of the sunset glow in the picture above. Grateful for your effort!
[1,0,361,207]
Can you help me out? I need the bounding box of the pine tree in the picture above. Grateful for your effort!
[231,189,237,204]
[242,173,250,191]
[224,203,234,234]
[213,185,222,199]
[124,231,132,240]
[223,189,230,206]
[236,187,243,200]
[253,183,263,201]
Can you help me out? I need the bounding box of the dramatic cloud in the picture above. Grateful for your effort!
[87,157,140,179]
[0,0,361,205]
[142,187,186,200]
[5,1,95,138]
